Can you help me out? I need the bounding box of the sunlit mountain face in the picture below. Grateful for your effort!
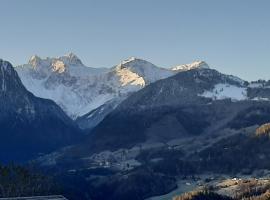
[15,54,208,128]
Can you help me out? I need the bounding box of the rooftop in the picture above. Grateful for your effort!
[0,195,68,200]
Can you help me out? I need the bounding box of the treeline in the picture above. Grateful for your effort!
[173,190,232,200]
[174,190,270,200]
[0,164,60,198]
[174,180,270,200]
[142,132,270,177]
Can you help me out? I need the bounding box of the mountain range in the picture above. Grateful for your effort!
[49,66,270,161]
[15,54,208,121]
[2,54,270,199]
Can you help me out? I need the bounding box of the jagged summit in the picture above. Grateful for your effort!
[28,55,42,66]
[59,52,83,66]
[115,57,175,84]
[15,55,220,119]
[27,52,83,70]
[116,57,150,70]
[117,58,209,74]
[171,60,210,71]
[65,52,79,59]
[119,56,138,65]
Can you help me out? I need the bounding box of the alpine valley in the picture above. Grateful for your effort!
[2,54,270,199]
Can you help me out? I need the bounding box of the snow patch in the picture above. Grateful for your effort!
[200,84,247,101]
[252,97,270,101]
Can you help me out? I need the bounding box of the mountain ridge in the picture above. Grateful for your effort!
[0,59,83,162]
[15,54,208,120]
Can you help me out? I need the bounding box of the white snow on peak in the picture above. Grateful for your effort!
[22,53,106,77]
[58,52,83,66]
[28,53,83,69]
[116,67,146,87]
[15,55,217,118]
[171,61,209,71]
[52,60,66,73]
[28,55,42,67]
[119,56,137,65]
[17,55,168,118]
[16,54,112,118]
[200,83,247,101]
[116,57,175,84]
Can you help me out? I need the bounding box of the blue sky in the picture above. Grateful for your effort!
[0,0,269,81]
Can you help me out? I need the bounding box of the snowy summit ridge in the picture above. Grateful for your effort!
[171,60,209,71]
[28,52,84,72]
[115,57,175,83]
[15,54,212,119]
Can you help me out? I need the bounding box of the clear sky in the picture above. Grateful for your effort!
[0,0,269,81]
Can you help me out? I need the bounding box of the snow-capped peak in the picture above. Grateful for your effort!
[115,57,175,84]
[171,61,209,71]
[59,52,83,66]
[116,57,145,70]
[28,53,83,69]
[15,55,220,119]
[120,56,137,65]
[28,55,42,67]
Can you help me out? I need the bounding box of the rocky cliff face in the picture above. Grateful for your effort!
[0,59,82,162]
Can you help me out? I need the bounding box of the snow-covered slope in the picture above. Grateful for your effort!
[76,98,123,130]
[115,57,174,84]
[69,68,253,154]
[16,53,111,118]
[16,54,213,119]
[16,54,189,118]
[200,83,247,101]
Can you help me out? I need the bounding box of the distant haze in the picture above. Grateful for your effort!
[0,0,270,81]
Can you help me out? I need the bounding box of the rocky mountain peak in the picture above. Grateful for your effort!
[27,53,84,72]
[28,55,42,67]
[59,52,83,66]
[171,60,210,71]
[0,59,23,93]
[116,57,145,70]
[0,59,13,73]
